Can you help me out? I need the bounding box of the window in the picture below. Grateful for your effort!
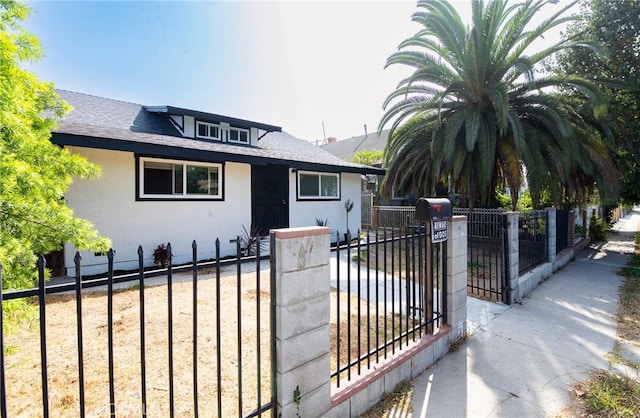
[228,127,250,144]
[196,121,221,141]
[139,157,222,199]
[297,171,340,200]
[195,121,252,144]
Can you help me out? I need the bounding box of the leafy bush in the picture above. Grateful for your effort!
[589,216,609,242]
[495,190,511,209]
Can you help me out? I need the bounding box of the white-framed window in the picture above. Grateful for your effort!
[195,120,252,145]
[228,127,250,144]
[139,157,223,199]
[196,121,222,141]
[297,171,340,200]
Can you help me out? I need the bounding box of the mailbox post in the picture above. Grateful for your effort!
[415,198,452,331]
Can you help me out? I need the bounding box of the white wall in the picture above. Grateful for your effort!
[288,172,362,241]
[63,146,365,275]
[64,147,252,275]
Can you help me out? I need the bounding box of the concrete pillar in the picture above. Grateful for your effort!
[568,210,575,248]
[270,226,332,417]
[504,212,519,303]
[582,209,589,233]
[446,216,467,339]
[546,208,556,264]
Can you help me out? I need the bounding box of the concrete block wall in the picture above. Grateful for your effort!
[447,216,468,339]
[504,212,520,303]
[271,226,332,417]
[270,218,469,418]
[547,208,556,264]
[508,207,590,302]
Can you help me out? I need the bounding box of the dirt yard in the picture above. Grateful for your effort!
[3,268,400,417]
[3,270,271,417]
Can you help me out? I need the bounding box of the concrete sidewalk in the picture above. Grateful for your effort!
[397,209,640,418]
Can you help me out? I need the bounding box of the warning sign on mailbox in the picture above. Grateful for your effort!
[431,220,448,243]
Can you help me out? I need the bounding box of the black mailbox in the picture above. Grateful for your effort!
[415,198,452,221]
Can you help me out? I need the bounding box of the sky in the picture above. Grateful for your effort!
[24,0,572,144]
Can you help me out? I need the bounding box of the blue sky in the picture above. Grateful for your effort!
[25,1,569,143]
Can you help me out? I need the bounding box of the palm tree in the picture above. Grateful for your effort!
[380,0,619,209]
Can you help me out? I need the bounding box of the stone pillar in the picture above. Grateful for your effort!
[446,216,467,339]
[270,227,332,417]
[546,208,556,264]
[504,212,520,304]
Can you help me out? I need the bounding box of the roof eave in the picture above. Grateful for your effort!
[51,133,385,175]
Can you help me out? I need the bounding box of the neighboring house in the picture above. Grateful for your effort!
[320,129,417,206]
[51,91,383,275]
[320,129,389,162]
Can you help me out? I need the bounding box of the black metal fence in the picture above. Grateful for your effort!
[518,210,548,275]
[373,206,417,230]
[0,241,273,418]
[556,210,569,254]
[330,226,446,387]
[362,192,373,229]
[454,209,509,304]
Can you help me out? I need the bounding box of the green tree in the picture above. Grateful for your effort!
[554,0,640,205]
[379,0,620,209]
[351,149,384,166]
[0,1,109,290]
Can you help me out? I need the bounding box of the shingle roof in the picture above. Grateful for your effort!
[52,90,383,175]
[320,129,390,161]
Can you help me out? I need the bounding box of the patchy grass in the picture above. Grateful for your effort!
[565,230,640,417]
[329,289,414,383]
[609,341,640,372]
[3,270,414,416]
[355,231,427,277]
[467,261,486,271]
[619,255,640,343]
[571,370,640,418]
[360,380,413,418]
[3,272,273,417]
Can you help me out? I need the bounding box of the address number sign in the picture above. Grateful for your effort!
[431,220,448,243]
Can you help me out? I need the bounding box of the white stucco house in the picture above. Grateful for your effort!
[51,90,383,276]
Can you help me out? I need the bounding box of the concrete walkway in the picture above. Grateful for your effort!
[397,208,640,418]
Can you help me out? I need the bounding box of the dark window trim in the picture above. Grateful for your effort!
[135,155,225,202]
[295,170,341,201]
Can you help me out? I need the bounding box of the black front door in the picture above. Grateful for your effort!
[251,164,289,233]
